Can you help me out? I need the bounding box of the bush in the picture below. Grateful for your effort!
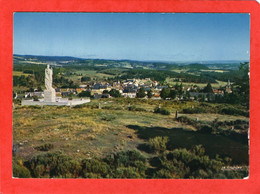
[152,146,225,179]
[154,107,171,115]
[191,145,205,157]
[220,107,249,117]
[102,105,123,110]
[81,159,110,178]
[128,105,146,112]
[113,167,143,178]
[18,147,246,179]
[105,150,147,170]
[73,104,86,109]
[148,136,169,153]
[34,143,54,151]
[78,91,91,97]
[198,125,213,134]
[100,114,116,121]
[13,161,31,178]
[176,116,201,128]
[24,152,82,178]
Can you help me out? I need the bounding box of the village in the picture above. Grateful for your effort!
[17,76,232,102]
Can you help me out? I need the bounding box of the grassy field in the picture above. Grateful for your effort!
[13,71,31,77]
[65,70,115,83]
[165,78,229,88]
[13,99,249,165]
[200,69,229,73]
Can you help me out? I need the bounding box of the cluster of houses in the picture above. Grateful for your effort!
[17,78,232,101]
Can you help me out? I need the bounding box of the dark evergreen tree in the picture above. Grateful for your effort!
[169,90,177,99]
[78,91,91,97]
[160,88,170,99]
[147,90,153,98]
[233,62,249,107]
[109,89,121,98]
[203,83,213,93]
[81,76,91,82]
[136,87,146,98]
[102,90,109,94]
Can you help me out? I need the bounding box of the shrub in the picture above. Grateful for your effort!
[153,146,224,179]
[113,167,143,178]
[148,136,169,153]
[100,114,116,121]
[28,105,41,109]
[128,105,146,112]
[221,167,249,179]
[24,152,82,178]
[34,143,54,151]
[182,107,206,114]
[78,91,91,97]
[102,105,123,110]
[73,104,86,109]
[13,161,31,178]
[152,168,181,178]
[220,107,249,117]
[105,150,146,168]
[198,125,213,133]
[81,159,110,178]
[176,116,201,128]
[154,107,171,115]
[103,150,147,178]
[191,145,205,157]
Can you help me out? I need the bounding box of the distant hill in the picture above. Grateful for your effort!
[13,54,246,70]
[13,54,84,62]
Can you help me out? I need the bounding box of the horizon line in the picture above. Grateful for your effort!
[13,53,249,64]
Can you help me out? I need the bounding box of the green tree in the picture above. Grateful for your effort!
[234,62,249,107]
[136,87,146,98]
[81,76,91,82]
[109,89,121,98]
[185,91,191,100]
[169,90,177,99]
[147,90,153,98]
[78,91,91,97]
[160,88,170,99]
[102,90,109,94]
[203,83,213,93]
[174,83,183,95]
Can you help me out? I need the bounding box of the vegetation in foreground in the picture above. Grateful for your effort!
[13,145,248,179]
[13,99,249,179]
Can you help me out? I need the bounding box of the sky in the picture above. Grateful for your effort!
[13,13,250,62]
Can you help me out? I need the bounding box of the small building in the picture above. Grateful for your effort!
[122,92,136,98]
[213,89,224,95]
[91,89,104,95]
[24,92,44,98]
[76,88,86,94]
[152,93,161,99]
[225,80,232,93]
[79,85,87,88]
